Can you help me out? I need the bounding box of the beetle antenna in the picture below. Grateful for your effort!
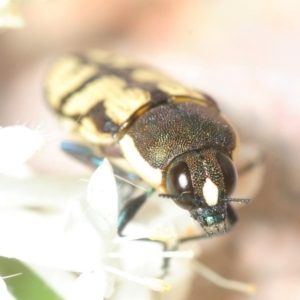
[159,193,180,200]
[223,198,251,204]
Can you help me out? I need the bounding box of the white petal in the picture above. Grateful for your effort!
[0,277,8,297]
[0,0,10,9]
[0,208,67,267]
[87,159,118,230]
[0,6,24,29]
[0,161,118,272]
[0,175,87,209]
[0,277,15,300]
[59,160,119,271]
[61,196,114,271]
[67,270,105,300]
[0,126,44,173]
[111,280,152,300]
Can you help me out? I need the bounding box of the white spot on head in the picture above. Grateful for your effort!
[178,173,188,188]
[203,178,219,206]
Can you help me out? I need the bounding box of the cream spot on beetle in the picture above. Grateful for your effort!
[46,55,98,110]
[119,134,162,188]
[203,178,219,206]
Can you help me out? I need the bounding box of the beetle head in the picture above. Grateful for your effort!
[160,149,248,235]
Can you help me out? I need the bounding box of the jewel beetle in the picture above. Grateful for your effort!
[45,50,250,238]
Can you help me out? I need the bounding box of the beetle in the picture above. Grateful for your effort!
[45,50,250,239]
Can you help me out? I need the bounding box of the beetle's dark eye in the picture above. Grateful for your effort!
[216,152,237,196]
[166,161,194,210]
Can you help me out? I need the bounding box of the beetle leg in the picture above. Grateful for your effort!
[61,141,104,167]
[60,141,157,235]
[224,203,238,232]
[117,187,154,236]
[117,187,175,277]
[61,141,138,180]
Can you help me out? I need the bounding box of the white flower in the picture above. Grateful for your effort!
[0,141,173,299]
[0,125,44,176]
[0,276,15,300]
[0,0,24,29]
[0,274,23,300]
[63,158,119,299]
[0,125,255,299]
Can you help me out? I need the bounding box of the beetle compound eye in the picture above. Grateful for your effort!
[166,161,195,210]
[216,152,237,196]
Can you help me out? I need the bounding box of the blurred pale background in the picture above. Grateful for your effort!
[0,0,300,299]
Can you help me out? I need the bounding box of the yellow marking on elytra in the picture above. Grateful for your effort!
[103,86,150,124]
[86,50,137,68]
[46,55,98,110]
[119,134,162,188]
[158,81,203,98]
[203,178,219,206]
[81,117,98,133]
[79,117,114,144]
[86,50,111,63]
[132,68,204,99]
[61,75,150,124]
[132,68,167,82]
[110,56,138,68]
[61,79,105,115]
